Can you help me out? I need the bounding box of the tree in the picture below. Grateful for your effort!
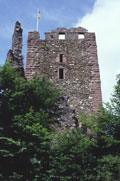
[48,74,120,181]
[0,63,61,180]
[49,128,98,181]
[1,63,120,180]
[107,74,120,139]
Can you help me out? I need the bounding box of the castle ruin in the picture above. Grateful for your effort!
[6,21,24,76]
[25,26,102,114]
[6,22,102,128]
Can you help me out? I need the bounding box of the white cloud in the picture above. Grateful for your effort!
[75,0,120,103]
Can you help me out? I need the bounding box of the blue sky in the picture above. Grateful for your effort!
[0,0,120,103]
[0,0,95,65]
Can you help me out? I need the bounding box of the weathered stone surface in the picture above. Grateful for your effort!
[6,21,24,76]
[54,96,79,131]
[5,22,102,130]
[25,27,102,118]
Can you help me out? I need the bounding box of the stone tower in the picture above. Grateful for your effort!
[25,27,102,115]
[6,21,24,76]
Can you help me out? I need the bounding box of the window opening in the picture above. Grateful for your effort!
[50,35,54,39]
[60,54,63,62]
[59,68,64,79]
[78,34,84,39]
[59,33,65,40]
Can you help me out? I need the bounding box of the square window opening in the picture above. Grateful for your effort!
[59,33,65,40]
[78,34,85,39]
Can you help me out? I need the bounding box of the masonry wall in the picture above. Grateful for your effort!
[6,21,24,76]
[25,27,102,114]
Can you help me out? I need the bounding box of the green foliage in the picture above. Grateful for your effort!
[48,73,120,180]
[105,74,120,140]
[96,155,120,181]
[1,63,120,180]
[112,74,120,115]
[0,63,60,180]
[50,129,97,181]
[48,109,120,180]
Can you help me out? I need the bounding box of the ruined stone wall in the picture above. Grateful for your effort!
[6,21,24,76]
[25,27,102,115]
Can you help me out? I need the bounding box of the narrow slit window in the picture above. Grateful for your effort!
[60,54,63,62]
[59,68,64,79]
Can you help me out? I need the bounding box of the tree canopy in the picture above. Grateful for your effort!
[0,63,61,180]
[0,63,120,180]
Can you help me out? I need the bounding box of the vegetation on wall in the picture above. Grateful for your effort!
[0,63,120,180]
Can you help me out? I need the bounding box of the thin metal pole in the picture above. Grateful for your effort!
[37,13,38,31]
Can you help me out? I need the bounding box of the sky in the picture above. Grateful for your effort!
[0,0,120,103]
